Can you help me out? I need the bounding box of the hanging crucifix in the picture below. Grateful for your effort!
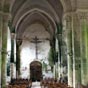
[30,36,42,59]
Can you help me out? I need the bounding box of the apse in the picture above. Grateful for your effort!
[20,23,50,78]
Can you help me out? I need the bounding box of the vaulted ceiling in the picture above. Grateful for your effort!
[10,0,63,40]
[8,0,65,60]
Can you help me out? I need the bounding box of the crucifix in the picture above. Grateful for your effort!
[30,36,42,59]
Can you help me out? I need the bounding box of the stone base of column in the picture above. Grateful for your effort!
[16,71,20,79]
[10,63,16,79]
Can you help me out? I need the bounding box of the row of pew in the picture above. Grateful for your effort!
[40,78,73,88]
[40,78,88,88]
[7,78,88,88]
[7,78,32,88]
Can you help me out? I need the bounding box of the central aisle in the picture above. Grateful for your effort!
[31,81,41,88]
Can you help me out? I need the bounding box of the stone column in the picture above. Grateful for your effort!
[1,13,10,88]
[55,62,58,79]
[56,34,62,77]
[56,23,62,77]
[0,11,2,88]
[48,37,57,78]
[64,15,73,87]
[10,32,16,79]
[16,40,22,78]
[79,12,88,86]
[72,13,81,88]
[55,38,60,78]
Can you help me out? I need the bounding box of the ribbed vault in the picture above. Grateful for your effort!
[16,11,54,39]
[8,0,64,42]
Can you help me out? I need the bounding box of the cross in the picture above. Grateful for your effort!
[30,36,42,59]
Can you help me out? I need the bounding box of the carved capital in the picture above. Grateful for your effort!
[16,40,22,47]
[56,34,62,41]
[11,33,15,40]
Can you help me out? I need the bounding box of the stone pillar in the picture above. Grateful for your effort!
[10,32,16,79]
[56,23,62,77]
[79,12,88,86]
[1,13,10,88]
[0,11,2,88]
[64,15,73,87]
[49,38,56,66]
[55,38,60,78]
[56,34,62,77]
[64,12,82,88]
[16,40,22,78]
[55,62,58,79]
[72,13,81,88]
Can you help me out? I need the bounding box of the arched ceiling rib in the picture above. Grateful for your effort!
[11,0,64,24]
[12,6,58,27]
[16,11,54,38]
[11,0,26,15]
[47,0,63,21]
[10,0,67,41]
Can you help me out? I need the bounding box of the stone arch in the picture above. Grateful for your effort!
[2,0,72,35]
[11,0,60,23]
[3,0,72,14]
[16,11,55,38]
[15,8,57,33]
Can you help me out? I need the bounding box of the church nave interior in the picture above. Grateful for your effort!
[0,0,88,88]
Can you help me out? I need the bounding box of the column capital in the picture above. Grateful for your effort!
[16,40,22,47]
[56,34,62,40]
[11,33,16,40]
